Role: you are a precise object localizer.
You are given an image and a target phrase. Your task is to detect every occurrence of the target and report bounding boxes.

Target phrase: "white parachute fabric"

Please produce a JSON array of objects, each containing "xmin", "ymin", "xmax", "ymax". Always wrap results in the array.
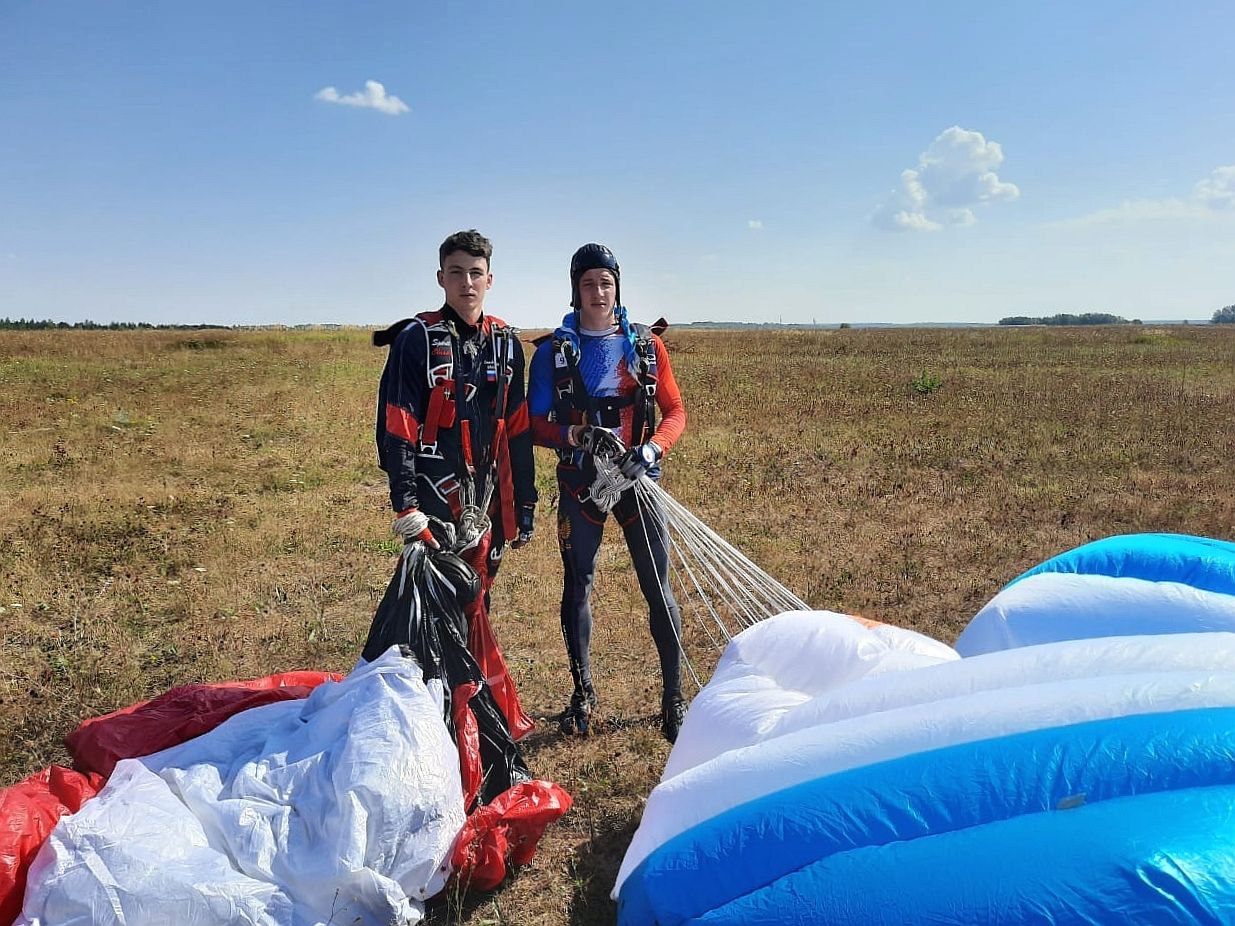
[
  {"xmin": 614, "ymin": 620, "xmax": 1235, "ymax": 897},
  {"xmin": 957, "ymin": 533, "xmax": 1235, "ymax": 656},
  {"xmin": 957, "ymin": 572, "xmax": 1235, "ymax": 655},
  {"xmin": 18, "ymin": 760, "xmax": 292, "ymax": 926},
  {"xmin": 661, "ymin": 610, "xmax": 958, "ymax": 779},
  {"xmin": 18, "ymin": 647, "xmax": 465, "ymax": 926}
]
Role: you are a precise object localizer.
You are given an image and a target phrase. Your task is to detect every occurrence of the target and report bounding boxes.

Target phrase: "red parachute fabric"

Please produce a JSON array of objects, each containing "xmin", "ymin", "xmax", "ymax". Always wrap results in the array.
[
  {"xmin": 451, "ymin": 780, "xmax": 574, "ymax": 892},
  {"xmin": 460, "ymin": 532, "xmax": 535, "ymax": 741},
  {"xmin": 0, "ymin": 765, "xmax": 103, "ymax": 925},
  {"xmin": 66, "ymin": 670, "xmax": 341, "ymax": 777},
  {"xmin": 450, "ymin": 681, "xmax": 484, "ymax": 811}
]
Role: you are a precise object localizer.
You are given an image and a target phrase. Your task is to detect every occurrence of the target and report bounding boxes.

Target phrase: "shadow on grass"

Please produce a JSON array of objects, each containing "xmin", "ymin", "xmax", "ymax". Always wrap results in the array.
[
  {"xmin": 423, "ymin": 881, "xmax": 508, "ymax": 926},
  {"xmin": 518, "ymin": 711, "xmax": 657, "ymax": 925},
  {"xmin": 567, "ymin": 812, "xmax": 637, "ymax": 926},
  {"xmin": 422, "ymin": 709, "xmax": 661, "ymax": 924}
]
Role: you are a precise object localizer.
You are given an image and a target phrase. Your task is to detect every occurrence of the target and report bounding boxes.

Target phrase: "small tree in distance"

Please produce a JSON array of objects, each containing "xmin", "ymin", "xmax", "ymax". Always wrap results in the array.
[{"xmin": 1213, "ymin": 305, "xmax": 1235, "ymax": 324}]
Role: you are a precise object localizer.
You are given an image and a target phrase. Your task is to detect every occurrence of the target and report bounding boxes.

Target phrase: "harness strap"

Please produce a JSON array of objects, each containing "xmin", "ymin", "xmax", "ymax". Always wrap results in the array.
[
  {"xmin": 452, "ymin": 334, "xmax": 474, "ymax": 478},
  {"xmin": 631, "ymin": 331, "xmax": 659, "ymax": 445},
  {"xmin": 420, "ymin": 315, "xmax": 457, "ymax": 452},
  {"xmin": 489, "ymin": 327, "xmax": 518, "ymax": 538},
  {"xmin": 421, "ymin": 385, "xmax": 456, "ymax": 447},
  {"xmin": 555, "ymin": 338, "xmax": 597, "ymax": 414},
  {"xmin": 493, "ymin": 419, "xmax": 517, "ymax": 537}
]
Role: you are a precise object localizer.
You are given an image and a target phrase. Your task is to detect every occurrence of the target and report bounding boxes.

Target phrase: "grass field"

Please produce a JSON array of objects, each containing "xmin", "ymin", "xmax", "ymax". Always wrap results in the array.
[{"xmin": 2, "ymin": 324, "xmax": 1234, "ymax": 923}]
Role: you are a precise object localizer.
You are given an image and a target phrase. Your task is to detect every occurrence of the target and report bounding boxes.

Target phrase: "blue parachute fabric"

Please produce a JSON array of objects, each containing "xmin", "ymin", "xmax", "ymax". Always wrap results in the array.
[
  {"xmin": 686, "ymin": 783, "xmax": 1235, "ymax": 925},
  {"xmin": 1007, "ymin": 533, "xmax": 1235, "ymax": 595},
  {"xmin": 617, "ymin": 705, "xmax": 1235, "ymax": 926}
]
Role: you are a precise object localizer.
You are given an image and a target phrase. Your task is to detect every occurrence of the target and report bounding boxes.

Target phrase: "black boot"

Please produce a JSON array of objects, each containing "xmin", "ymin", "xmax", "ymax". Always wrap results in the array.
[
  {"xmin": 661, "ymin": 696, "xmax": 688, "ymax": 744},
  {"xmin": 559, "ymin": 686, "xmax": 598, "ymax": 736}
]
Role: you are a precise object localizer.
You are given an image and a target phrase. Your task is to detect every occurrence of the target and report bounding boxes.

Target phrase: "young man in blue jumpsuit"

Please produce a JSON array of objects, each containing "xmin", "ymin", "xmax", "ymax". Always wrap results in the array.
[{"xmin": 527, "ymin": 244, "xmax": 689, "ymax": 742}]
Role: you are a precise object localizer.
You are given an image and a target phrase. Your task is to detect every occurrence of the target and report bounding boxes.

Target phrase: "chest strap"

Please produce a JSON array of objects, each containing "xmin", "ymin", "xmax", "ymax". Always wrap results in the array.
[
  {"xmin": 552, "ymin": 327, "xmax": 659, "ymax": 440},
  {"xmin": 419, "ymin": 318, "xmax": 458, "ymax": 456}
]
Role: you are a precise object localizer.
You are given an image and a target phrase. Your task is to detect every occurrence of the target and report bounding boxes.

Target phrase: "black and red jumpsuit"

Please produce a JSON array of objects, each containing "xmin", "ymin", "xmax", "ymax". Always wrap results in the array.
[{"xmin": 376, "ymin": 304, "xmax": 537, "ymax": 738}]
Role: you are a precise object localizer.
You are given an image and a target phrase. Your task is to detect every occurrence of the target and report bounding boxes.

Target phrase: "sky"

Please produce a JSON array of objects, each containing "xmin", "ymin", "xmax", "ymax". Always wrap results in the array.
[{"xmin": 2, "ymin": 0, "xmax": 1233, "ymax": 328}]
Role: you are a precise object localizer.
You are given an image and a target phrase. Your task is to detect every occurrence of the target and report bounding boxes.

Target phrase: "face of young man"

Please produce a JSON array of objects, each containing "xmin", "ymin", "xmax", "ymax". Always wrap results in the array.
[
  {"xmin": 437, "ymin": 251, "xmax": 492, "ymax": 324},
  {"xmin": 577, "ymin": 268, "xmax": 617, "ymax": 330}
]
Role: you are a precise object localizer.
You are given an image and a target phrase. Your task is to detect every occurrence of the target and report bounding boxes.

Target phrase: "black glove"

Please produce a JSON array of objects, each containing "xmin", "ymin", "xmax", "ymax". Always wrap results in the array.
[
  {"xmin": 618, "ymin": 441, "xmax": 662, "ymax": 480},
  {"xmin": 573, "ymin": 425, "xmax": 625, "ymax": 460},
  {"xmin": 510, "ymin": 504, "xmax": 535, "ymax": 549}
]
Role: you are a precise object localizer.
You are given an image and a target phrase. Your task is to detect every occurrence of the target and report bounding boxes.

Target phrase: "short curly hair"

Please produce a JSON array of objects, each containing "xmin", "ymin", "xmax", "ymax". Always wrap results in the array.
[{"xmin": 438, "ymin": 229, "xmax": 493, "ymax": 268}]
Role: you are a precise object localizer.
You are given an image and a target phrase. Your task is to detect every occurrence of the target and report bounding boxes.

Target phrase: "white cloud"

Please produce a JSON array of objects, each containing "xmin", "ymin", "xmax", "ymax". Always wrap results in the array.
[
  {"xmin": 1056, "ymin": 165, "xmax": 1235, "ymax": 227},
  {"xmin": 315, "ymin": 80, "xmax": 409, "ymax": 115},
  {"xmin": 1051, "ymin": 198, "xmax": 1206, "ymax": 228},
  {"xmin": 1195, "ymin": 165, "xmax": 1235, "ymax": 210},
  {"xmin": 747, "ymin": 219, "xmax": 763, "ymax": 230},
  {"xmin": 872, "ymin": 126, "xmax": 1019, "ymax": 232}
]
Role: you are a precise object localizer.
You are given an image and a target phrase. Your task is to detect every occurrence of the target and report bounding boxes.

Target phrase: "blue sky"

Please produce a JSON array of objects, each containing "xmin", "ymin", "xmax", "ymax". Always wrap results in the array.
[{"xmin": 2, "ymin": 1, "xmax": 1232, "ymax": 327}]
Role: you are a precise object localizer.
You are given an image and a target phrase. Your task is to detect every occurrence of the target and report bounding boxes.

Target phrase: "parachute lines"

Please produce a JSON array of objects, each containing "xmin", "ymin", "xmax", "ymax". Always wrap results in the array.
[{"xmin": 617, "ymin": 464, "xmax": 808, "ymax": 690}]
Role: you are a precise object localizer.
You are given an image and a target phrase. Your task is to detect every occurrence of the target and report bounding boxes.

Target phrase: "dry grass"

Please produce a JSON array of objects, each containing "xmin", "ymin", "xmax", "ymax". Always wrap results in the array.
[{"xmin": 2, "ymin": 324, "xmax": 1234, "ymax": 924}]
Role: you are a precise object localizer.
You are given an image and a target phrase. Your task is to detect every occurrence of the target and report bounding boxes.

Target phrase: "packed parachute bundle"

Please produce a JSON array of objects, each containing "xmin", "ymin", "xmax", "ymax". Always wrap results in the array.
[
  {"xmin": 362, "ymin": 531, "xmax": 530, "ymax": 809},
  {"xmin": 17, "ymin": 651, "xmax": 467, "ymax": 925},
  {"xmin": 616, "ymin": 533, "xmax": 1235, "ymax": 925},
  {"xmin": 9, "ymin": 526, "xmax": 572, "ymax": 923},
  {"xmin": 359, "ymin": 525, "xmax": 573, "ymax": 889}
]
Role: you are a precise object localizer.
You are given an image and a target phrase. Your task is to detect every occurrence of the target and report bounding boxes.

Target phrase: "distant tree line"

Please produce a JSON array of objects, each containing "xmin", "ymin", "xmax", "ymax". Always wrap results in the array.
[
  {"xmin": 999, "ymin": 313, "xmax": 1139, "ymax": 327},
  {"xmin": 1214, "ymin": 305, "xmax": 1235, "ymax": 324},
  {"xmin": 0, "ymin": 318, "xmax": 230, "ymax": 331}
]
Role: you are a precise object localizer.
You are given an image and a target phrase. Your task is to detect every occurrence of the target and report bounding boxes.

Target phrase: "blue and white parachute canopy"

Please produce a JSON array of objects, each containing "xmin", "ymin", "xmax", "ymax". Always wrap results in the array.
[
  {"xmin": 957, "ymin": 532, "xmax": 1235, "ymax": 656},
  {"xmin": 614, "ymin": 534, "xmax": 1235, "ymax": 925}
]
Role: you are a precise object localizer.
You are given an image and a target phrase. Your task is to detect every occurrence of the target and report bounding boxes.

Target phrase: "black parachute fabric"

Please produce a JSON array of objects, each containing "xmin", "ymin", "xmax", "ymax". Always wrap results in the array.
[{"xmin": 362, "ymin": 537, "xmax": 530, "ymax": 809}]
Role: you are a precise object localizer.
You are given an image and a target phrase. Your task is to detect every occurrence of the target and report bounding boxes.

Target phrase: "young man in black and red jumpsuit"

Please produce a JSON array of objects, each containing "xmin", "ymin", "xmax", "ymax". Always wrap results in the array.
[{"xmin": 375, "ymin": 229, "xmax": 537, "ymax": 739}]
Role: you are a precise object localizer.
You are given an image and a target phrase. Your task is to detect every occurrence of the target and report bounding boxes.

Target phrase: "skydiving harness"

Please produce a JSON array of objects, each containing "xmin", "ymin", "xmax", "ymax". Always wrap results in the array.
[
  {"xmin": 548, "ymin": 322, "xmax": 659, "ymax": 513},
  {"xmin": 549, "ymin": 322, "xmax": 659, "ymax": 448},
  {"xmin": 414, "ymin": 311, "xmax": 520, "ymax": 544}
]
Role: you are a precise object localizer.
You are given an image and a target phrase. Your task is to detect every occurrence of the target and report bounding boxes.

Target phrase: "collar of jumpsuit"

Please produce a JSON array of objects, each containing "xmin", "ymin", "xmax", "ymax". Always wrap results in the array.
[{"xmin": 442, "ymin": 302, "xmax": 482, "ymax": 342}]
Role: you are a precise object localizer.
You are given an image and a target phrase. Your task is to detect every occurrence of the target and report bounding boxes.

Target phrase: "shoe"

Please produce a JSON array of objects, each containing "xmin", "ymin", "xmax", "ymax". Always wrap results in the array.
[
  {"xmin": 661, "ymin": 697, "xmax": 688, "ymax": 744},
  {"xmin": 558, "ymin": 687, "xmax": 598, "ymax": 736}
]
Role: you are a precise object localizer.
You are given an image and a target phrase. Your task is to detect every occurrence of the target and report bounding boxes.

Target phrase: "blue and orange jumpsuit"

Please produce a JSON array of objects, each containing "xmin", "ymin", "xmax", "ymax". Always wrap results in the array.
[{"xmin": 528, "ymin": 322, "xmax": 687, "ymax": 709}]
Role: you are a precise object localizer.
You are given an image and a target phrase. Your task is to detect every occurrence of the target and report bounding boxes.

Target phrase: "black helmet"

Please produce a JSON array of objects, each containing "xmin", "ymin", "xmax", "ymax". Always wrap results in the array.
[{"xmin": 570, "ymin": 243, "xmax": 620, "ymax": 309}]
